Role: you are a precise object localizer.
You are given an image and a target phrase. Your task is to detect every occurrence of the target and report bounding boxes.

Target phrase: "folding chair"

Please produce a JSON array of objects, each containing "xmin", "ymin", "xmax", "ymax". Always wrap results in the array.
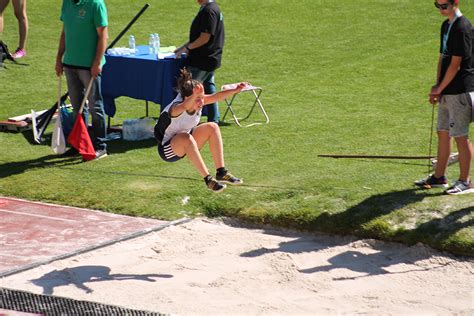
[{"xmin": 221, "ymin": 83, "xmax": 269, "ymax": 127}]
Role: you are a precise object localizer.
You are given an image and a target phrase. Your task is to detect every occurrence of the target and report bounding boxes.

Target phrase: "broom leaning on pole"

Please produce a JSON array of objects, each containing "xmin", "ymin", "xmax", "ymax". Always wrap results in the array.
[
  {"xmin": 427, "ymin": 101, "xmax": 436, "ymax": 177},
  {"xmin": 31, "ymin": 3, "xmax": 150, "ymax": 144},
  {"xmin": 51, "ymin": 75, "xmax": 67, "ymax": 154}
]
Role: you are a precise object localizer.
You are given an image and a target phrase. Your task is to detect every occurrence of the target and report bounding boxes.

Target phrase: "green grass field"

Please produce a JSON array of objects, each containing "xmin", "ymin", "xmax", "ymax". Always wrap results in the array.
[{"xmin": 0, "ymin": 0, "xmax": 473, "ymax": 255}]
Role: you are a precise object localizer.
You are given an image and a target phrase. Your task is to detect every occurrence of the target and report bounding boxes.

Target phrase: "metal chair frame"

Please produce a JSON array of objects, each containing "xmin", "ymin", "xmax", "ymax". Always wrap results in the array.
[{"xmin": 221, "ymin": 85, "xmax": 269, "ymax": 127}]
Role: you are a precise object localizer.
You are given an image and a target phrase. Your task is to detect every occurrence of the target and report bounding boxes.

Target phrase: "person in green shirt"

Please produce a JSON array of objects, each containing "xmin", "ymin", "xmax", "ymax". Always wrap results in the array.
[{"xmin": 55, "ymin": 0, "xmax": 109, "ymax": 159}]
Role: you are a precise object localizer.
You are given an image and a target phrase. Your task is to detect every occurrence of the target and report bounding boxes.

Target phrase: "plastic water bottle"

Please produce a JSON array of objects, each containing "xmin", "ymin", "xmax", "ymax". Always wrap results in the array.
[
  {"xmin": 123, "ymin": 119, "xmax": 138, "ymax": 141},
  {"xmin": 153, "ymin": 33, "xmax": 160, "ymax": 53},
  {"xmin": 142, "ymin": 117, "xmax": 156, "ymax": 139},
  {"xmin": 149, "ymin": 34, "xmax": 155, "ymax": 54},
  {"xmin": 128, "ymin": 35, "xmax": 136, "ymax": 54}
]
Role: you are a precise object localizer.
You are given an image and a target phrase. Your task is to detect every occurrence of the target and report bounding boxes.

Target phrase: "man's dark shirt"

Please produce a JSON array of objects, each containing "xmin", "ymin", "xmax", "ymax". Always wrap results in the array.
[
  {"xmin": 439, "ymin": 15, "xmax": 474, "ymax": 94},
  {"xmin": 188, "ymin": 2, "xmax": 225, "ymax": 72}
]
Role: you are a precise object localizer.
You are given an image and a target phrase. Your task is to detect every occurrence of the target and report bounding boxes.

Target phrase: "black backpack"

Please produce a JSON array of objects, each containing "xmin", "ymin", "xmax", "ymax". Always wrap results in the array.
[
  {"xmin": 0, "ymin": 40, "xmax": 16, "ymax": 66},
  {"xmin": 0, "ymin": 40, "xmax": 30, "ymax": 68}
]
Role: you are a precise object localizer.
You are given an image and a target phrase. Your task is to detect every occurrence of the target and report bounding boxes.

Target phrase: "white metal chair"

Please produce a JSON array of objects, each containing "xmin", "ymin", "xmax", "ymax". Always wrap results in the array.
[{"xmin": 220, "ymin": 83, "xmax": 269, "ymax": 127}]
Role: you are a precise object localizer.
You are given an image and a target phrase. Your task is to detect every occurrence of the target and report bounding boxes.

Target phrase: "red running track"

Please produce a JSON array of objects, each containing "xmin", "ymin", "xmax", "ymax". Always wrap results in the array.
[{"xmin": 0, "ymin": 197, "xmax": 171, "ymax": 277}]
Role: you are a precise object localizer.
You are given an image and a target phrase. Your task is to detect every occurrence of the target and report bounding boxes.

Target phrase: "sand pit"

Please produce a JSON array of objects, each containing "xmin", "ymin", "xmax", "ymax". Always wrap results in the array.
[{"xmin": 1, "ymin": 218, "xmax": 473, "ymax": 315}]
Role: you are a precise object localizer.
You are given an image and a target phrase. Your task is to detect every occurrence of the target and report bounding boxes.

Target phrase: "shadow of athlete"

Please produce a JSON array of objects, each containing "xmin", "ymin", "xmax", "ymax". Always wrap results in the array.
[
  {"xmin": 242, "ymin": 236, "xmax": 451, "ymax": 281},
  {"xmin": 296, "ymin": 249, "xmax": 451, "ymax": 281},
  {"xmin": 29, "ymin": 265, "xmax": 173, "ymax": 295}
]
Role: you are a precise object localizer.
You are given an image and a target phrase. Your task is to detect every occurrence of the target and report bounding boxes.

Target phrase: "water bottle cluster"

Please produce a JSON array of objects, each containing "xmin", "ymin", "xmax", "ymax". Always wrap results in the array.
[
  {"xmin": 106, "ymin": 34, "xmax": 161, "ymax": 56},
  {"xmin": 149, "ymin": 33, "xmax": 160, "ymax": 54}
]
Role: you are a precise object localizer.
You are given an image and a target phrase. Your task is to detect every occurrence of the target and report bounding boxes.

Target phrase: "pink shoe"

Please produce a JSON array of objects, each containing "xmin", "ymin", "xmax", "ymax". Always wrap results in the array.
[{"xmin": 12, "ymin": 48, "xmax": 26, "ymax": 59}]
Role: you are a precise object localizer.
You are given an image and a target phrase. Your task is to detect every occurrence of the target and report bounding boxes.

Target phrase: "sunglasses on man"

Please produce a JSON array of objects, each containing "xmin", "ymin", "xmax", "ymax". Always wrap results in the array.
[{"xmin": 434, "ymin": 2, "xmax": 451, "ymax": 10}]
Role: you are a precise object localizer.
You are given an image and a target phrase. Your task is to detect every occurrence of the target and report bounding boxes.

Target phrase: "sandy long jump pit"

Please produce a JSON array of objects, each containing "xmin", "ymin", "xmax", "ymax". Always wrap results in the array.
[{"xmin": 1, "ymin": 212, "xmax": 473, "ymax": 315}]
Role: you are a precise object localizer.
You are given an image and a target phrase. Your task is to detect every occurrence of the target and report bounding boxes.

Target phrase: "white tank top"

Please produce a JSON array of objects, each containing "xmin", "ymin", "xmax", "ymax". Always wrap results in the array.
[{"xmin": 156, "ymin": 94, "xmax": 202, "ymax": 145}]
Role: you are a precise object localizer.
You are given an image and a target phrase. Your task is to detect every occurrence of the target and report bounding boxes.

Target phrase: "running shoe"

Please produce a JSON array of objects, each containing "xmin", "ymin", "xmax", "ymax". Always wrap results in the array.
[
  {"xmin": 12, "ymin": 48, "xmax": 26, "ymax": 59},
  {"xmin": 216, "ymin": 171, "xmax": 243, "ymax": 185},
  {"xmin": 414, "ymin": 174, "xmax": 448, "ymax": 189},
  {"xmin": 444, "ymin": 180, "xmax": 474, "ymax": 195},
  {"xmin": 206, "ymin": 176, "xmax": 226, "ymax": 193},
  {"xmin": 94, "ymin": 149, "xmax": 108, "ymax": 160}
]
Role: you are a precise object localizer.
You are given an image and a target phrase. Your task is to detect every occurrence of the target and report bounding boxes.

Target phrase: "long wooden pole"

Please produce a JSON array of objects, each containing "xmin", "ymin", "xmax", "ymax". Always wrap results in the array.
[
  {"xmin": 107, "ymin": 3, "xmax": 150, "ymax": 50},
  {"xmin": 318, "ymin": 154, "xmax": 434, "ymax": 159}
]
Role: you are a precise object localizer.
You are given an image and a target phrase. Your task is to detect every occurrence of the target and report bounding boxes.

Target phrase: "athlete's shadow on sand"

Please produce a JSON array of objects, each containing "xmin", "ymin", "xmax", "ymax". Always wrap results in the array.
[
  {"xmin": 240, "ymin": 234, "xmax": 445, "ymax": 280},
  {"xmin": 30, "ymin": 265, "xmax": 173, "ymax": 295},
  {"xmin": 240, "ymin": 189, "xmax": 472, "ymax": 280}
]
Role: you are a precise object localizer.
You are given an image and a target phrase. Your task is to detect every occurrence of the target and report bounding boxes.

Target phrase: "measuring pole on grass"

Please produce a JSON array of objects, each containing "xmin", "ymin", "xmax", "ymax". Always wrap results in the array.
[{"xmin": 318, "ymin": 154, "xmax": 435, "ymax": 159}]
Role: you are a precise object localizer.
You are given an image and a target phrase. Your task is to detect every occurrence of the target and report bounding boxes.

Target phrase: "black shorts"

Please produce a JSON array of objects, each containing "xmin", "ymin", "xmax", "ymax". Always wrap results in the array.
[{"xmin": 157, "ymin": 140, "xmax": 183, "ymax": 162}]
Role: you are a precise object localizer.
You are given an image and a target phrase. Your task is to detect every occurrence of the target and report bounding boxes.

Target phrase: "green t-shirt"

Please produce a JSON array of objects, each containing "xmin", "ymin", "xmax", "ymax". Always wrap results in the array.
[{"xmin": 60, "ymin": 0, "xmax": 108, "ymax": 68}]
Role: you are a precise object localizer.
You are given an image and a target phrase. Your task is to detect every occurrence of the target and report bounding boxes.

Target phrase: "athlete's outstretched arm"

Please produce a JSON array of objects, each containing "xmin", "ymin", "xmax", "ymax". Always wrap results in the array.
[{"xmin": 204, "ymin": 82, "xmax": 247, "ymax": 105}]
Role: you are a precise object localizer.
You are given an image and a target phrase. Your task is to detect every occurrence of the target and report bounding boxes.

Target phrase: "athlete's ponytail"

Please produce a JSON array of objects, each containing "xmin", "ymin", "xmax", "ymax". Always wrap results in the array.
[{"xmin": 177, "ymin": 68, "xmax": 200, "ymax": 97}]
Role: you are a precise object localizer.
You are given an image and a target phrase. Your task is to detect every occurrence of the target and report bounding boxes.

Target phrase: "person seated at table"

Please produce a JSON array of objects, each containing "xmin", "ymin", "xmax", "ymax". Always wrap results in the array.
[{"xmin": 154, "ymin": 68, "xmax": 246, "ymax": 193}]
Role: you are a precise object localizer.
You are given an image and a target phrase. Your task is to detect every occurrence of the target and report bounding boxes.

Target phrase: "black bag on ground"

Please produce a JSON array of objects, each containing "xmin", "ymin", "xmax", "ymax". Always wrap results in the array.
[{"xmin": 0, "ymin": 40, "xmax": 15, "ymax": 64}]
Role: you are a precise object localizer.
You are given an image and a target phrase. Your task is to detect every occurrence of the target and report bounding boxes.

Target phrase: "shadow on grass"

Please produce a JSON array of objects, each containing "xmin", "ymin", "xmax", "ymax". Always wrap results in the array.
[
  {"xmin": 21, "ymin": 130, "xmax": 44, "ymax": 145},
  {"xmin": 237, "ymin": 188, "xmax": 472, "ymax": 255},
  {"xmin": 0, "ymin": 156, "xmax": 81, "ymax": 179},
  {"xmin": 59, "ymin": 166, "xmax": 200, "ymax": 182},
  {"xmin": 16, "ymin": 132, "xmax": 293, "ymax": 189},
  {"xmin": 319, "ymin": 189, "xmax": 472, "ymax": 254},
  {"xmin": 413, "ymin": 206, "xmax": 473, "ymax": 235},
  {"xmin": 4, "ymin": 133, "xmax": 188, "ymax": 180},
  {"xmin": 106, "ymin": 137, "xmax": 156, "ymax": 154},
  {"xmin": 29, "ymin": 265, "xmax": 173, "ymax": 295},
  {"xmin": 318, "ymin": 155, "xmax": 431, "ymax": 167},
  {"xmin": 306, "ymin": 188, "xmax": 438, "ymax": 236},
  {"xmin": 21, "ymin": 130, "xmax": 158, "ymax": 154},
  {"xmin": 406, "ymin": 206, "xmax": 474, "ymax": 255},
  {"xmin": 0, "ymin": 152, "xmax": 198, "ymax": 182},
  {"xmin": 354, "ymin": 158, "xmax": 429, "ymax": 167},
  {"xmin": 224, "ymin": 188, "xmax": 436, "ymax": 233}
]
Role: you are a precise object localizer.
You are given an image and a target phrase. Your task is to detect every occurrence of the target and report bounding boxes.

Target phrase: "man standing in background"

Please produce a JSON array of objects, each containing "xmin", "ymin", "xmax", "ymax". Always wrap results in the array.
[
  {"xmin": 415, "ymin": 0, "xmax": 473, "ymax": 194},
  {"xmin": 175, "ymin": 0, "xmax": 225, "ymax": 123},
  {"xmin": 55, "ymin": 0, "xmax": 108, "ymax": 159}
]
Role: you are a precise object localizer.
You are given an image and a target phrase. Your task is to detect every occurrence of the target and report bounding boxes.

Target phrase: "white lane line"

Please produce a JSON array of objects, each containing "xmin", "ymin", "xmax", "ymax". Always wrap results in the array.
[
  {"xmin": 0, "ymin": 253, "xmax": 30, "ymax": 259},
  {"xmin": 0, "ymin": 209, "xmax": 77, "ymax": 223}
]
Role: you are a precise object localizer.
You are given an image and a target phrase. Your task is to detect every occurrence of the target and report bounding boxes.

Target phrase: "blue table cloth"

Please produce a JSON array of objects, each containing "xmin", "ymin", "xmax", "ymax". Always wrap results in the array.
[{"xmin": 101, "ymin": 45, "xmax": 185, "ymax": 117}]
